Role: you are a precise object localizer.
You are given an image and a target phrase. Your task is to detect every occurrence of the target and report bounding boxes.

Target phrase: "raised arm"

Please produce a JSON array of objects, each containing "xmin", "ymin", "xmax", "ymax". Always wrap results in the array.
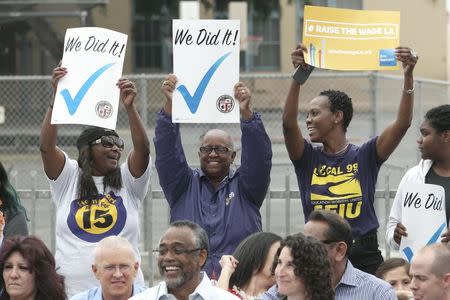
[
  {"xmin": 117, "ymin": 79, "xmax": 150, "ymax": 178},
  {"xmin": 235, "ymin": 82, "xmax": 272, "ymax": 206},
  {"xmin": 154, "ymin": 74, "xmax": 191, "ymax": 206},
  {"xmin": 376, "ymin": 47, "xmax": 418, "ymax": 160},
  {"xmin": 283, "ymin": 44, "xmax": 309, "ymax": 161},
  {"xmin": 39, "ymin": 64, "xmax": 66, "ymax": 180}
]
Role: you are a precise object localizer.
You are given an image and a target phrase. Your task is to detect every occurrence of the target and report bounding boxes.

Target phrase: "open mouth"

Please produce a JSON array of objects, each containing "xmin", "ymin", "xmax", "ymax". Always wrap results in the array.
[{"xmin": 163, "ymin": 266, "xmax": 181, "ymax": 274}]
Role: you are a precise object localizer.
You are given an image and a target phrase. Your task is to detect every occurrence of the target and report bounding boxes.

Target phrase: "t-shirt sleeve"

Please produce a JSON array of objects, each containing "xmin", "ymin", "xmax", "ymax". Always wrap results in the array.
[
  {"xmin": 292, "ymin": 138, "xmax": 314, "ymax": 172},
  {"xmin": 360, "ymin": 136, "xmax": 385, "ymax": 169},
  {"xmin": 122, "ymin": 154, "xmax": 152, "ymax": 204},
  {"xmin": 4, "ymin": 211, "xmax": 28, "ymax": 238},
  {"xmin": 46, "ymin": 152, "xmax": 79, "ymax": 207}
]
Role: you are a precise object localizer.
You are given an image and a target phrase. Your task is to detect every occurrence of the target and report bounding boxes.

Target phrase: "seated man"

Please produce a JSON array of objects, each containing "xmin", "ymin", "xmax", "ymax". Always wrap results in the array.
[
  {"xmin": 155, "ymin": 75, "xmax": 272, "ymax": 279},
  {"xmin": 70, "ymin": 236, "xmax": 146, "ymax": 300},
  {"xmin": 262, "ymin": 210, "xmax": 396, "ymax": 300},
  {"xmin": 410, "ymin": 243, "xmax": 450, "ymax": 300},
  {"xmin": 130, "ymin": 220, "xmax": 239, "ymax": 300}
]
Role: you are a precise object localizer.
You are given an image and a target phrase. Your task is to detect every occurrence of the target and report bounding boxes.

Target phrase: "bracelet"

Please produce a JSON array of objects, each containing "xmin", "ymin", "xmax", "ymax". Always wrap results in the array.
[{"xmin": 403, "ymin": 86, "xmax": 414, "ymax": 95}]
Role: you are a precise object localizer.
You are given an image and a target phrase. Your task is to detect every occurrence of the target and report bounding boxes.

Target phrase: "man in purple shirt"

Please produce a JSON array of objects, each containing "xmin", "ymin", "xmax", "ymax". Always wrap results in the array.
[{"xmin": 154, "ymin": 74, "xmax": 272, "ymax": 279}]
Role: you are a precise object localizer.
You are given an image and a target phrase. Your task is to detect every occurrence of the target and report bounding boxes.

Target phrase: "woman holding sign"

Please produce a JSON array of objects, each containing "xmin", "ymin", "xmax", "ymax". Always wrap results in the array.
[
  {"xmin": 39, "ymin": 65, "xmax": 151, "ymax": 297},
  {"xmin": 283, "ymin": 44, "xmax": 418, "ymax": 274},
  {"xmin": 387, "ymin": 105, "xmax": 450, "ymax": 248}
]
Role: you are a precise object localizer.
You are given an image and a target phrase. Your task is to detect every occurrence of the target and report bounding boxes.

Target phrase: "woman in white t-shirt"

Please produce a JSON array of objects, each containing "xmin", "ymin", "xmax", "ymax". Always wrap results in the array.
[{"xmin": 39, "ymin": 64, "xmax": 151, "ymax": 297}]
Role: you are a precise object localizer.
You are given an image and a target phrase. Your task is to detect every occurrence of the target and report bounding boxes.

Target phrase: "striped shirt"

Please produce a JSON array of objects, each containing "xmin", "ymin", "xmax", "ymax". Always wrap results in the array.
[{"xmin": 261, "ymin": 261, "xmax": 396, "ymax": 300}]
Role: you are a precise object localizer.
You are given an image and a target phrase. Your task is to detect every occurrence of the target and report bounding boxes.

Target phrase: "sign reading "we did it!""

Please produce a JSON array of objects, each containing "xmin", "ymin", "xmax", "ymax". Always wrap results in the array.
[
  {"xmin": 172, "ymin": 20, "xmax": 240, "ymax": 123},
  {"xmin": 52, "ymin": 27, "xmax": 128, "ymax": 130}
]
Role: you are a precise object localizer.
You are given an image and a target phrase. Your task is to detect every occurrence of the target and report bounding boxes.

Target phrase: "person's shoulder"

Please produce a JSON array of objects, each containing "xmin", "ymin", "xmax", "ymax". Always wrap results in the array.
[
  {"xmin": 353, "ymin": 267, "xmax": 394, "ymax": 292},
  {"xmin": 129, "ymin": 287, "xmax": 154, "ymax": 299},
  {"xmin": 68, "ymin": 286, "xmax": 100, "ymax": 300}
]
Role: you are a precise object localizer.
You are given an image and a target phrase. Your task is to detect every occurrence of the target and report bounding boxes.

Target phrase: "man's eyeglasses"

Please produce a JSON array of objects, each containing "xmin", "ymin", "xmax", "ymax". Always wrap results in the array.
[
  {"xmin": 199, "ymin": 146, "xmax": 232, "ymax": 154},
  {"xmin": 320, "ymin": 239, "xmax": 341, "ymax": 245},
  {"xmin": 152, "ymin": 246, "xmax": 202, "ymax": 257},
  {"xmin": 91, "ymin": 136, "xmax": 124, "ymax": 150},
  {"xmin": 100, "ymin": 264, "xmax": 132, "ymax": 273}
]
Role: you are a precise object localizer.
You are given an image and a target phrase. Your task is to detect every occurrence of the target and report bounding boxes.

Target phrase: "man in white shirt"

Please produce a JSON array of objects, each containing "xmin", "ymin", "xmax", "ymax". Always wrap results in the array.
[
  {"xmin": 70, "ymin": 236, "xmax": 146, "ymax": 300},
  {"xmin": 410, "ymin": 244, "xmax": 450, "ymax": 300},
  {"xmin": 130, "ymin": 221, "xmax": 239, "ymax": 300}
]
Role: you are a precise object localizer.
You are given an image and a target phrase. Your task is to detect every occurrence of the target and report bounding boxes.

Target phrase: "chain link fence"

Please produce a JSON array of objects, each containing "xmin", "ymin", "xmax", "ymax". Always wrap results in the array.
[{"xmin": 1, "ymin": 72, "xmax": 449, "ymax": 282}]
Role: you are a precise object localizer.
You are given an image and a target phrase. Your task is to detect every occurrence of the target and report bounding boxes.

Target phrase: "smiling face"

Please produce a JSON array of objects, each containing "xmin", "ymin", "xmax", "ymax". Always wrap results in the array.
[
  {"xmin": 417, "ymin": 120, "xmax": 447, "ymax": 161},
  {"xmin": 198, "ymin": 129, "xmax": 236, "ymax": 183},
  {"xmin": 306, "ymin": 96, "xmax": 339, "ymax": 143},
  {"xmin": 90, "ymin": 135, "xmax": 123, "ymax": 176},
  {"xmin": 3, "ymin": 251, "xmax": 36, "ymax": 300},
  {"xmin": 93, "ymin": 246, "xmax": 138, "ymax": 300},
  {"xmin": 274, "ymin": 246, "xmax": 306, "ymax": 298},
  {"xmin": 157, "ymin": 226, "xmax": 207, "ymax": 293}
]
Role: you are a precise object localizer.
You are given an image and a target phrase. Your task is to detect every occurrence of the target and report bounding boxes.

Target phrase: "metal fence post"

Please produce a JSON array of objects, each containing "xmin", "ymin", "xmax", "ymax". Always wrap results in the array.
[
  {"xmin": 139, "ymin": 77, "xmax": 148, "ymax": 128},
  {"xmin": 369, "ymin": 71, "xmax": 379, "ymax": 137},
  {"xmin": 30, "ymin": 170, "xmax": 36, "ymax": 236},
  {"xmin": 265, "ymin": 188, "xmax": 271, "ymax": 232},
  {"xmin": 285, "ymin": 173, "xmax": 291, "ymax": 236},
  {"xmin": 384, "ymin": 172, "xmax": 391, "ymax": 259}
]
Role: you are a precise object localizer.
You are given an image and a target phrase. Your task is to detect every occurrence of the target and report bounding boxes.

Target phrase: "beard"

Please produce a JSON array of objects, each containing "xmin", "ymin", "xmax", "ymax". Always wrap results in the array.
[{"xmin": 159, "ymin": 266, "xmax": 197, "ymax": 290}]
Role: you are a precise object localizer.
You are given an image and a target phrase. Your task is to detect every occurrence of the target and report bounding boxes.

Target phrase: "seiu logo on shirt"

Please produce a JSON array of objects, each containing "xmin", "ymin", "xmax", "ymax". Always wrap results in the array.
[
  {"xmin": 67, "ymin": 191, "xmax": 127, "ymax": 242},
  {"xmin": 311, "ymin": 163, "xmax": 362, "ymax": 219}
]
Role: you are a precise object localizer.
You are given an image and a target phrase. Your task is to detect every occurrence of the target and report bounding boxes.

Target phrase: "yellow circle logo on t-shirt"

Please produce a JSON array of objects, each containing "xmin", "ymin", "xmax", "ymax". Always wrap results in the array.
[{"xmin": 68, "ymin": 192, "xmax": 127, "ymax": 242}]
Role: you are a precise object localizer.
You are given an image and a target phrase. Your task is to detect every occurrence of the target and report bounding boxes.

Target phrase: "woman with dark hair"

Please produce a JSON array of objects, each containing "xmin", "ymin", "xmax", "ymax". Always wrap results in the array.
[
  {"xmin": 375, "ymin": 258, "xmax": 413, "ymax": 300},
  {"xmin": 272, "ymin": 233, "xmax": 334, "ymax": 300},
  {"xmin": 0, "ymin": 162, "xmax": 28, "ymax": 243},
  {"xmin": 217, "ymin": 232, "xmax": 282, "ymax": 299},
  {"xmin": 39, "ymin": 65, "xmax": 151, "ymax": 296},
  {"xmin": 387, "ymin": 104, "xmax": 450, "ymax": 248},
  {"xmin": 0, "ymin": 235, "xmax": 66, "ymax": 300},
  {"xmin": 283, "ymin": 44, "xmax": 418, "ymax": 274}
]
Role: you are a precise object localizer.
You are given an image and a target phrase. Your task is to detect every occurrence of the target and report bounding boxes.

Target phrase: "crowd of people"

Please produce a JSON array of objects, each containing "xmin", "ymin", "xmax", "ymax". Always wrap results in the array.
[{"xmin": 0, "ymin": 43, "xmax": 449, "ymax": 300}]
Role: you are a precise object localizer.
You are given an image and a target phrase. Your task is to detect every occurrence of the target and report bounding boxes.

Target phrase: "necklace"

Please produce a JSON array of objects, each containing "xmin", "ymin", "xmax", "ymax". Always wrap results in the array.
[
  {"xmin": 322, "ymin": 143, "xmax": 349, "ymax": 155},
  {"xmin": 231, "ymin": 285, "xmax": 263, "ymax": 300}
]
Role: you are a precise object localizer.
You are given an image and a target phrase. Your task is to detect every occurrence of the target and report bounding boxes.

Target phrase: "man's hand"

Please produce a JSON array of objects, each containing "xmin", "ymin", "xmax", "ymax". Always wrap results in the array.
[{"xmin": 234, "ymin": 82, "xmax": 252, "ymax": 120}]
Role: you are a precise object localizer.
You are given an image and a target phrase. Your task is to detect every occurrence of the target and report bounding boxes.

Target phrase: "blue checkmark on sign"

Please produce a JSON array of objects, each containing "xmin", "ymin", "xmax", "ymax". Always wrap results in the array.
[
  {"xmin": 60, "ymin": 63, "xmax": 115, "ymax": 115},
  {"xmin": 177, "ymin": 52, "xmax": 232, "ymax": 114},
  {"xmin": 402, "ymin": 222, "xmax": 446, "ymax": 262}
]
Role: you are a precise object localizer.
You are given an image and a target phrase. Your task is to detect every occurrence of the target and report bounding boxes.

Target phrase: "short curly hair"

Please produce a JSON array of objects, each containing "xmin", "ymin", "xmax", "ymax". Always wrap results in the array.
[
  {"xmin": 271, "ymin": 233, "xmax": 334, "ymax": 300},
  {"xmin": 319, "ymin": 90, "xmax": 353, "ymax": 131}
]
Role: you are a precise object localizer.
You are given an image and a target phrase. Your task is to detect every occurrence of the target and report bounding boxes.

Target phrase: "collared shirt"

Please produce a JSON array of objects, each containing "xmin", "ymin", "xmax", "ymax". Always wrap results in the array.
[
  {"xmin": 260, "ymin": 261, "xmax": 396, "ymax": 300},
  {"xmin": 69, "ymin": 283, "xmax": 146, "ymax": 300},
  {"xmin": 129, "ymin": 272, "xmax": 240, "ymax": 300},
  {"xmin": 154, "ymin": 110, "xmax": 272, "ymax": 278}
]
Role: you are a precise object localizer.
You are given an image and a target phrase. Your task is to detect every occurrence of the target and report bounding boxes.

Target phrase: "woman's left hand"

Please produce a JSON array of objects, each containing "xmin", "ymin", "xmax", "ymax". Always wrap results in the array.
[
  {"xmin": 395, "ymin": 46, "xmax": 418, "ymax": 76},
  {"xmin": 117, "ymin": 78, "xmax": 137, "ymax": 108}
]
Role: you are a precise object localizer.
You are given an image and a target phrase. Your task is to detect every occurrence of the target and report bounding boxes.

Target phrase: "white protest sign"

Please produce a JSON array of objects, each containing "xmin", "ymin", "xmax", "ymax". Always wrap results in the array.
[
  {"xmin": 51, "ymin": 27, "xmax": 128, "ymax": 130},
  {"xmin": 399, "ymin": 183, "xmax": 447, "ymax": 262},
  {"xmin": 172, "ymin": 19, "xmax": 240, "ymax": 123}
]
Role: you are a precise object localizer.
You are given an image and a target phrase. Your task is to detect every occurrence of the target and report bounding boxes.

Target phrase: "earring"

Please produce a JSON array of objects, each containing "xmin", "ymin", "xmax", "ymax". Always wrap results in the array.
[{"xmin": 334, "ymin": 121, "xmax": 338, "ymax": 124}]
